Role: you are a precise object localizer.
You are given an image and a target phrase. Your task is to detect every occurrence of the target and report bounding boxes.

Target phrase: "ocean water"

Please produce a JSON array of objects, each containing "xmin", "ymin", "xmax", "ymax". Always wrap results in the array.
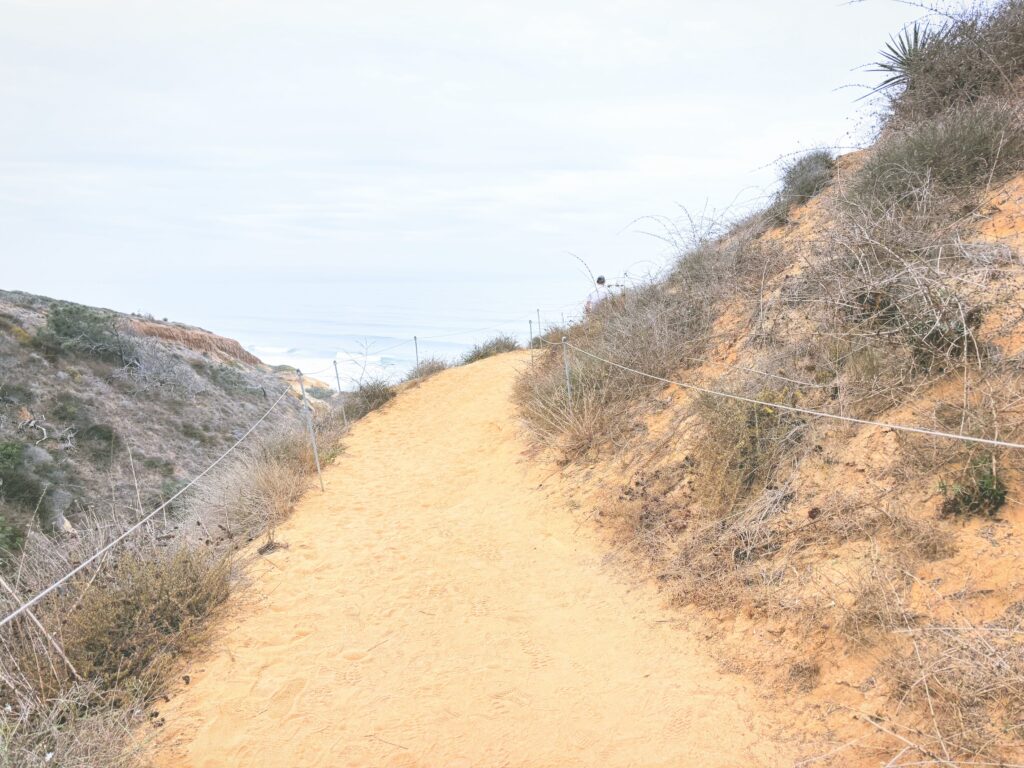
[
  {"xmin": 17, "ymin": 271, "xmax": 606, "ymax": 390},
  {"xmin": 179, "ymin": 275, "xmax": 590, "ymax": 390}
]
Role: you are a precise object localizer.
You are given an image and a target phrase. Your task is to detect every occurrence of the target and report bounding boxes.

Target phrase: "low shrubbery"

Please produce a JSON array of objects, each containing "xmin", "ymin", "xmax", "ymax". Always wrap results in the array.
[
  {"xmin": 461, "ymin": 334, "xmax": 520, "ymax": 364},
  {"xmin": 846, "ymin": 101, "xmax": 1024, "ymax": 212},
  {"xmin": 345, "ymin": 378, "xmax": 395, "ymax": 418},
  {"xmin": 404, "ymin": 357, "xmax": 449, "ymax": 382},
  {"xmin": 33, "ymin": 304, "xmax": 132, "ymax": 364},
  {"xmin": 878, "ymin": 1, "xmax": 1024, "ymax": 121},
  {"xmin": 766, "ymin": 150, "xmax": 836, "ymax": 225},
  {"xmin": 0, "ymin": 394, "xmax": 361, "ymax": 765}
]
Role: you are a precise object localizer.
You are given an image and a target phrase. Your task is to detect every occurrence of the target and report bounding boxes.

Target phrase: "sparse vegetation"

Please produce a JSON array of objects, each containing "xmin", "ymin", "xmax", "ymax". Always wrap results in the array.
[
  {"xmin": 847, "ymin": 100, "xmax": 1024, "ymax": 212},
  {"xmin": 33, "ymin": 303, "xmax": 132, "ymax": 364},
  {"xmin": 305, "ymin": 385, "xmax": 335, "ymax": 400},
  {"xmin": 0, "ymin": 393, "xmax": 359, "ymax": 766},
  {"xmin": 461, "ymin": 334, "xmax": 520, "ymax": 364},
  {"xmin": 405, "ymin": 357, "xmax": 449, "ymax": 382},
  {"xmin": 766, "ymin": 149, "xmax": 836, "ymax": 225},
  {"xmin": 876, "ymin": 1, "xmax": 1024, "ymax": 121},
  {"xmin": 345, "ymin": 378, "xmax": 395, "ymax": 418},
  {"xmin": 940, "ymin": 454, "xmax": 1008, "ymax": 517},
  {"xmin": 511, "ymin": 3, "xmax": 1024, "ymax": 761}
]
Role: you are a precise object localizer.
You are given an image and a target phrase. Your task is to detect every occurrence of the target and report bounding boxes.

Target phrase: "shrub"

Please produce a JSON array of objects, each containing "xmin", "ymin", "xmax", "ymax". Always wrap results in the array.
[
  {"xmin": 766, "ymin": 150, "xmax": 836, "ymax": 224},
  {"xmin": 461, "ymin": 334, "xmax": 520, "ymax": 364},
  {"xmin": 691, "ymin": 386, "xmax": 809, "ymax": 517},
  {"xmin": 57, "ymin": 547, "xmax": 231, "ymax": 695},
  {"xmin": 0, "ymin": 507, "xmax": 24, "ymax": 555},
  {"xmin": 405, "ymin": 357, "xmax": 448, "ymax": 382},
  {"xmin": 305, "ymin": 385, "xmax": 335, "ymax": 400},
  {"xmin": 877, "ymin": 1, "xmax": 1024, "ymax": 121},
  {"xmin": 343, "ymin": 378, "xmax": 395, "ymax": 420},
  {"xmin": 34, "ymin": 304, "xmax": 132, "ymax": 363},
  {"xmin": 940, "ymin": 454, "xmax": 1008, "ymax": 518},
  {"xmin": 0, "ymin": 442, "xmax": 44, "ymax": 512},
  {"xmin": 847, "ymin": 101, "xmax": 1024, "ymax": 213},
  {"xmin": 79, "ymin": 423, "xmax": 123, "ymax": 462}
]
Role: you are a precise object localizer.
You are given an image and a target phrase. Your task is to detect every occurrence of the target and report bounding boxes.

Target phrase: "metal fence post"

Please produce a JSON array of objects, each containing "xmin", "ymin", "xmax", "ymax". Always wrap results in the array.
[
  {"xmin": 297, "ymin": 369, "xmax": 325, "ymax": 492},
  {"xmin": 332, "ymin": 360, "xmax": 349, "ymax": 428},
  {"xmin": 561, "ymin": 336, "xmax": 572, "ymax": 414},
  {"xmin": 414, "ymin": 335, "xmax": 419, "ymax": 368},
  {"xmin": 536, "ymin": 308, "xmax": 542, "ymax": 339}
]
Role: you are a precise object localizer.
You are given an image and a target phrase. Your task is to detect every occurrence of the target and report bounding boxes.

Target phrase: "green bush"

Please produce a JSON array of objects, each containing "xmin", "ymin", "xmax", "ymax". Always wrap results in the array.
[
  {"xmin": 940, "ymin": 455, "xmax": 1008, "ymax": 518},
  {"xmin": 35, "ymin": 303, "xmax": 131, "ymax": 362},
  {"xmin": 461, "ymin": 334, "xmax": 520, "ymax": 364},
  {"xmin": 692, "ymin": 387, "xmax": 808, "ymax": 516},
  {"xmin": 848, "ymin": 101, "xmax": 1024, "ymax": 212}
]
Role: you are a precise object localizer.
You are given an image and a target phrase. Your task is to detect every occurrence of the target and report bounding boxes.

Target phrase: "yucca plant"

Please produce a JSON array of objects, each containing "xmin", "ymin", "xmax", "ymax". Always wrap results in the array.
[{"xmin": 868, "ymin": 22, "xmax": 937, "ymax": 97}]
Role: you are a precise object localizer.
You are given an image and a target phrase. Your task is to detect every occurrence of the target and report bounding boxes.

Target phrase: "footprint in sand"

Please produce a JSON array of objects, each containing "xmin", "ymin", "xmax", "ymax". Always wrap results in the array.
[{"xmin": 267, "ymin": 678, "xmax": 307, "ymax": 719}]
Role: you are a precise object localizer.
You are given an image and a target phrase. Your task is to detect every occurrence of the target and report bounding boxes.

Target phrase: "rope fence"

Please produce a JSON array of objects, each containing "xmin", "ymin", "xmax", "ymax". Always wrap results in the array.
[
  {"xmin": 0, "ymin": 387, "xmax": 291, "ymax": 630},
  {"xmin": 562, "ymin": 340, "xmax": 1024, "ymax": 452},
  {"xmin": 6, "ymin": 297, "xmax": 1023, "ymax": 635}
]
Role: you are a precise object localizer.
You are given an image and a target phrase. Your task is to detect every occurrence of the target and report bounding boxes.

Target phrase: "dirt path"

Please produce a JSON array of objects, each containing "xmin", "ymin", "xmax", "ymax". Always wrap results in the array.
[{"xmin": 152, "ymin": 353, "xmax": 801, "ymax": 768}]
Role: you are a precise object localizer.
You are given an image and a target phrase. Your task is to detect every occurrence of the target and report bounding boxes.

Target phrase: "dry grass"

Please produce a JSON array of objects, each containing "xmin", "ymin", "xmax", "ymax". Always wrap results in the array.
[
  {"xmin": 885, "ymin": 605, "xmax": 1024, "ymax": 760},
  {"xmin": 404, "ymin": 357, "xmax": 449, "ymax": 382},
  {"xmin": 461, "ymin": 334, "xmax": 520, "ymax": 364},
  {"xmin": 0, "ymin": 395, "xmax": 362, "ymax": 765}
]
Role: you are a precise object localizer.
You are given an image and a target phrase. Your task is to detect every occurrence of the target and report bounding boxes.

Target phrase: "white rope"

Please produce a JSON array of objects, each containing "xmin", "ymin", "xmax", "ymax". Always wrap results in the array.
[
  {"xmin": 0, "ymin": 388, "xmax": 292, "ymax": 630},
  {"xmin": 567, "ymin": 343, "xmax": 1024, "ymax": 451}
]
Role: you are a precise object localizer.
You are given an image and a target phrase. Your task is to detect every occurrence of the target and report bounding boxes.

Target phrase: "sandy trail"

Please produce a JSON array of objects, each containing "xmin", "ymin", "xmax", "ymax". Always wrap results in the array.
[{"xmin": 153, "ymin": 353, "xmax": 799, "ymax": 767}]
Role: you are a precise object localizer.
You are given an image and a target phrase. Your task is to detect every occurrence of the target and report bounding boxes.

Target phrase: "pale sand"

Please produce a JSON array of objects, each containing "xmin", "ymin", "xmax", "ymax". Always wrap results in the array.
[{"xmin": 152, "ymin": 353, "xmax": 800, "ymax": 767}]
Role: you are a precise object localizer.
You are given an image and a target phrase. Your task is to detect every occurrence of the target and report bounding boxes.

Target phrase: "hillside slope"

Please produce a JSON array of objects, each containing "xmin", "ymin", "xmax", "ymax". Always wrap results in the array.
[
  {"xmin": 0, "ymin": 290, "xmax": 302, "ymax": 539},
  {"xmin": 149, "ymin": 352, "xmax": 811, "ymax": 767}
]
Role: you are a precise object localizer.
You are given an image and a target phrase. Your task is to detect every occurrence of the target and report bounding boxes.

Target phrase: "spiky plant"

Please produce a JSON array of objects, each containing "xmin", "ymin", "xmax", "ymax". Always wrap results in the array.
[{"xmin": 869, "ymin": 22, "xmax": 936, "ymax": 96}]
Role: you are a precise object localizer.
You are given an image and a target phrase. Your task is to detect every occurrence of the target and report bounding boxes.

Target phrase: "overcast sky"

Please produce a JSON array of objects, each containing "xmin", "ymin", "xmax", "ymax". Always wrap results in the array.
[{"xmin": 1, "ymin": 0, "xmax": 923, "ymax": 341}]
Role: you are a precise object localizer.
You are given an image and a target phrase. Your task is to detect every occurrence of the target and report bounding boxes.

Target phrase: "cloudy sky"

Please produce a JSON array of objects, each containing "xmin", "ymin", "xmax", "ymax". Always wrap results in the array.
[{"xmin": 1, "ymin": 0, "xmax": 923, "ymax": 359}]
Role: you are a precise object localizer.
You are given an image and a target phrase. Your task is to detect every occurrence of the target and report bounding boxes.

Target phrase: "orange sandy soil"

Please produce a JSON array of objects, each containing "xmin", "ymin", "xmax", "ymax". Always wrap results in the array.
[{"xmin": 149, "ymin": 352, "xmax": 816, "ymax": 767}]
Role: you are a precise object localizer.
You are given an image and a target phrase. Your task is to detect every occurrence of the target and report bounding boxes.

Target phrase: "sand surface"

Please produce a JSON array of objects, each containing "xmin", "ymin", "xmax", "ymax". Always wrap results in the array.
[{"xmin": 152, "ymin": 353, "xmax": 800, "ymax": 767}]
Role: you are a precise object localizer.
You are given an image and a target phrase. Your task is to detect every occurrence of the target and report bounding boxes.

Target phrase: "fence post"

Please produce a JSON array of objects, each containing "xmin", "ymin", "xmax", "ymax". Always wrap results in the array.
[
  {"xmin": 537, "ymin": 308, "xmax": 542, "ymax": 338},
  {"xmin": 414, "ymin": 335, "xmax": 419, "ymax": 367},
  {"xmin": 529, "ymin": 319, "xmax": 534, "ymax": 365},
  {"xmin": 562, "ymin": 336, "xmax": 572, "ymax": 414},
  {"xmin": 297, "ymin": 369, "xmax": 325, "ymax": 492},
  {"xmin": 332, "ymin": 360, "xmax": 349, "ymax": 428}
]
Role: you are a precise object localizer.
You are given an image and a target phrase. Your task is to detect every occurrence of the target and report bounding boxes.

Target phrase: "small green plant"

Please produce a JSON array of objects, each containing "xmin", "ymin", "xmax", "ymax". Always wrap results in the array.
[
  {"xmin": 143, "ymin": 456, "xmax": 176, "ymax": 476},
  {"xmin": 940, "ymin": 455, "xmax": 1008, "ymax": 518},
  {"xmin": 0, "ymin": 382, "xmax": 35, "ymax": 405},
  {"xmin": 49, "ymin": 393, "xmax": 81, "ymax": 422},
  {"xmin": 461, "ymin": 334, "xmax": 520, "ymax": 364},
  {"xmin": 692, "ymin": 387, "xmax": 807, "ymax": 516}
]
